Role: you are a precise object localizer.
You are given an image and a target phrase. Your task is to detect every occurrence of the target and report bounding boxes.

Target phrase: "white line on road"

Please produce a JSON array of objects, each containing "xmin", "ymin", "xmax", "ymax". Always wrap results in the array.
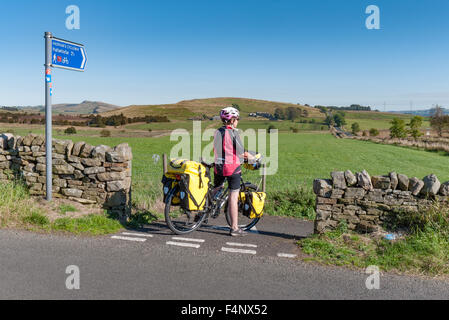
[
  {"xmin": 172, "ymin": 237, "xmax": 205, "ymax": 243},
  {"xmin": 122, "ymin": 232, "xmax": 154, "ymax": 238},
  {"xmin": 166, "ymin": 241, "xmax": 201, "ymax": 249},
  {"xmin": 111, "ymin": 236, "xmax": 147, "ymax": 242},
  {"xmin": 226, "ymin": 242, "xmax": 258, "ymax": 248},
  {"xmin": 277, "ymin": 253, "xmax": 297, "ymax": 258},
  {"xmin": 221, "ymin": 247, "xmax": 257, "ymax": 255}
]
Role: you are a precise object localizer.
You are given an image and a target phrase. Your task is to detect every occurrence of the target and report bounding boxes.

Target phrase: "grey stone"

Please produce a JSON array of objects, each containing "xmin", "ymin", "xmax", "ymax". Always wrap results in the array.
[
  {"xmin": 331, "ymin": 171, "xmax": 347, "ymax": 190},
  {"xmin": 22, "ymin": 134, "xmax": 37, "ymax": 147},
  {"xmin": 91, "ymin": 145, "xmax": 112, "ymax": 160},
  {"xmin": 97, "ymin": 171, "xmax": 126, "ymax": 182},
  {"xmin": 53, "ymin": 164, "xmax": 75, "ymax": 175},
  {"xmin": 114, "ymin": 143, "xmax": 132, "ymax": 161},
  {"xmin": 79, "ymin": 144, "xmax": 94, "ymax": 158},
  {"xmin": 344, "ymin": 188, "xmax": 366, "ymax": 199},
  {"xmin": 313, "ymin": 179, "xmax": 333, "ymax": 197},
  {"xmin": 344, "ymin": 170, "xmax": 357, "ymax": 186},
  {"xmin": 84, "ymin": 167, "xmax": 106, "ymax": 175},
  {"xmin": 61, "ymin": 188, "xmax": 83, "ymax": 198},
  {"xmin": 357, "ymin": 170, "xmax": 373, "ymax": 191},
  {"xmin": 371, "ymin": 176, "xmax": 390, "ymax": 190},
  {"xmin": 397, "ymin": 174, "xmax": 409, "ymax": 191},
  {"xmin": 106, "ymin": 151, "xmax": 125, "ymax": 163},
  {"xmin": 422, "ymin": 174, "xmax": 441, "ymax": 196},
  {"xmin": 409, "ymin": 177, "xmax": 424, "ymax": 196},
  {"xmin": 72, "ymin": 141, "xmax": 86, "ymax": 157},
  {"xmin": 81, "ymin": 158, "xmax": 102, "ymax": 167},
  {"xmin": 439, "ymin": 181, "xmax": 449, "ymax": 196}
]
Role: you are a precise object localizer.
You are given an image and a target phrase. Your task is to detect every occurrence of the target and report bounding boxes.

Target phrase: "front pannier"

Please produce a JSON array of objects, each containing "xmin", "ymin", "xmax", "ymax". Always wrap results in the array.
[{"xmin": 239, "ymin": 191, "xmax": 266, "ymax": 219}]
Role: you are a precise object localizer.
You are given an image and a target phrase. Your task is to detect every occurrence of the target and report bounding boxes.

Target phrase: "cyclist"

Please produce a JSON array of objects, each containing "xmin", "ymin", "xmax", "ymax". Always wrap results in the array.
[{"xmin": 214, "ymin": 106, "xmax": 254, "ymax": 237}]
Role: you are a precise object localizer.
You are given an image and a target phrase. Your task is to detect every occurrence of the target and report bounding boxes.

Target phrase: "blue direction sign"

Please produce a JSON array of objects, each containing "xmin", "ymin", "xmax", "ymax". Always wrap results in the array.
[{"xmin": 51, "ymin": 38, "xmax": 87, "ymax": 71}]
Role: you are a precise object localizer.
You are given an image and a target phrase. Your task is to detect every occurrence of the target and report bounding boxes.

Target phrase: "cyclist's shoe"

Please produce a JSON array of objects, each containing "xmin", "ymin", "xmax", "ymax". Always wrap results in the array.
[{"xmin": 230, "ymin": 228, "xmax": 248, "ymax": 237}]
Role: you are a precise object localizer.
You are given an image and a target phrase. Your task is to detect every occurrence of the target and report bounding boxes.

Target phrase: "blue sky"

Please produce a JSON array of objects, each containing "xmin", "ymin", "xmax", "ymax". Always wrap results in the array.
[{"xmin": 0, "ymin": 0, "xmax": 448, "ymax": 110}]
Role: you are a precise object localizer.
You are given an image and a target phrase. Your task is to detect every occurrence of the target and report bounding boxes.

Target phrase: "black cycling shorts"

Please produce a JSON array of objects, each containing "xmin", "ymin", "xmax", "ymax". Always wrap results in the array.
[{"xmin": 214, "ymin": 173, "xmax": 241, "ymax": 191}]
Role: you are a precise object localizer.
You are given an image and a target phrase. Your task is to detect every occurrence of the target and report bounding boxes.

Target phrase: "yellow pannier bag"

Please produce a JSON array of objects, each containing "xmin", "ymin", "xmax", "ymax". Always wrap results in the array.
[
  {"xmin": 162, "ymin": 173, "xmax": 180, "ymax": 205},
  {"xmin": 167, "ymin": 159, "xmax": 210, "ymax": 211},
  {"xmin": 239, "ymin": 191, "xmax": 266, "ymax": 219}
]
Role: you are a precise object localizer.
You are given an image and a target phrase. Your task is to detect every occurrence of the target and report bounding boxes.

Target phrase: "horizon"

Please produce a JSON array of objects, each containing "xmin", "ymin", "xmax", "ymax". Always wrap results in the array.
[
  {"xmin": 1, "ymin": 0, "xmax": 448, "ymax": 111},
  {"xmin": 1, "ymin": 96, "xmax": 446, "ymax": 114}
]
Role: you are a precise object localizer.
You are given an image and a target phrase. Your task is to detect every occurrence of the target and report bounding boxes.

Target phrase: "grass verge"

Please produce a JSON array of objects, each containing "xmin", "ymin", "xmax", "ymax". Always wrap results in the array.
[
  {"xmin": 0, "ymin": 180, "xmax": 123, "ymax": 236},
  {"xmin": 299, "ymin": 207, "xmax": 449, "ymax": 276}
]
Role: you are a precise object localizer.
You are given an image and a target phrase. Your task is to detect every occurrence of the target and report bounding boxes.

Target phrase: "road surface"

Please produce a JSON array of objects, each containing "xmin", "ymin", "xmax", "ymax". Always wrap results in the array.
[{"xmin": 0, "ymin": 216, "xmax": 448, "ymax": 299}]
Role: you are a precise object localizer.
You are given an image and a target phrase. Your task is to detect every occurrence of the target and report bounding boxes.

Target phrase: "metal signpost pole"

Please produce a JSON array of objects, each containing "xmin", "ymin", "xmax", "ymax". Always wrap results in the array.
[
  {"xmin": 43, "ymin": 32, "xmax": 87, "ymax": 201},
  {"xmin": 44, "ymin": 32, "xmax": 53, "ymax": 201}
]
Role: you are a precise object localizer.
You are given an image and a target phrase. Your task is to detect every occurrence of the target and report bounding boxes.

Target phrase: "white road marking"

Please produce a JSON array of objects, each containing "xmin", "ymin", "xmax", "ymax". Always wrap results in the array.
[
  {"xmin": 221, "ymin": 247, "xmax": 257, "ymax": 255},
  {"xmin": 226, "ymin": 242, "xmax": 258, "ymax": 248},
  {"xmin": 111, "ymin": 236, "xmax": 147, "ymax": 242},
  {"xmin": 172, "ymin": 237, "xmax": 205, "ymax": 243},
  {"xmin": 277, "ymin": 253, "xmax": 297, "ymax": 258},
  {"xmin": 122, "ymin": 232, "xmax": 154, "ymax": 238},
  {"xmin": 166, "ymin": 241, "xmax": 201, "ymax": 249}
]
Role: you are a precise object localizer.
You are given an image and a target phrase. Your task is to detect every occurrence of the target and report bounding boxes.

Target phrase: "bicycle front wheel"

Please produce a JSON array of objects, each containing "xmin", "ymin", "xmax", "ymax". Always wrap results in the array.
[
  {"xmin": 164, "ymin": 189, "xmax": 208, "ymax": 235},
  {"xmin": 224, "ymin": 183, "xmax": 261, "ymax": 231}
]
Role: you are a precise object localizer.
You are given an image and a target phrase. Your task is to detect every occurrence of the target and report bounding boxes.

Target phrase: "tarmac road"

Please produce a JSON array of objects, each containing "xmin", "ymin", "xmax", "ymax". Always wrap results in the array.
[{"xmin": 0, "ymin": 216, "xmax": 448, "ymax": 300}]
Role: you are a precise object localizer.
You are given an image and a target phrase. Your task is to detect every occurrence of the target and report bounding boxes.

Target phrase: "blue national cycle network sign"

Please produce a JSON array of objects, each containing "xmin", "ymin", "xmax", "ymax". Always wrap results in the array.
[{"xmin": 51, "ymin": 38, "xmax": 87, "ymax": 72}]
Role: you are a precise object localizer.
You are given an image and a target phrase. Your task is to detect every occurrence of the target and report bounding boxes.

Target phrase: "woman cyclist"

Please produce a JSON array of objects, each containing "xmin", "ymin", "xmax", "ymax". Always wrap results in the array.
[{"xmin": 214, "ymin": 107, "xmax": 254, "ymax": 237}]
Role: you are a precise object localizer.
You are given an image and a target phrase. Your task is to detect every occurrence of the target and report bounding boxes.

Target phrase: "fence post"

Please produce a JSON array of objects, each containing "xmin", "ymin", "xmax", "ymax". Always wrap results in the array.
[{"xmin": 163, "ymin": 154, "xmax": 168, "ymax": 174}]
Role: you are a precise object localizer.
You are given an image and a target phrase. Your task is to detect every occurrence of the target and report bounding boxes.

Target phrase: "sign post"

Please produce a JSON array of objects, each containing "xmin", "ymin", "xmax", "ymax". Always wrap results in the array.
[{"xmin": 44, "ymin": 32, "xmax": 87, "ymax": 201}]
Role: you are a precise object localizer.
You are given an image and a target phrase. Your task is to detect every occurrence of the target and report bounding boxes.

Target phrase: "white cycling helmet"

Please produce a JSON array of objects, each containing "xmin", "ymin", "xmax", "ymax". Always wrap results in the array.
[{"xmin": 220, "ymin": 106, "xmax": 240, "ymax": 121}]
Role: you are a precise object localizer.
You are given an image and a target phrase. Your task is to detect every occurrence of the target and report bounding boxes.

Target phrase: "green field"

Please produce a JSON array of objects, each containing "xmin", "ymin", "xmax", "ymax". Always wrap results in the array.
[
  {"xmin": 38, "ymin": 131, "xmax": 449, "ymax": 215},
  {"xmin": 344, "ymin": 111, "xmax": 430, "ymax": 131}
]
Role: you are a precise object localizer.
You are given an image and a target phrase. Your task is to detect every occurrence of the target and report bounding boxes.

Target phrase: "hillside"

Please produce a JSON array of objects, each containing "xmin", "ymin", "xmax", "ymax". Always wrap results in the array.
[
  {"xmin": 100, "ymin": 97, "xmax": 324, "ymax": 120},
  {"xmin": 15, "ymin": 101, "xmax": 120, "ymax": 115}
]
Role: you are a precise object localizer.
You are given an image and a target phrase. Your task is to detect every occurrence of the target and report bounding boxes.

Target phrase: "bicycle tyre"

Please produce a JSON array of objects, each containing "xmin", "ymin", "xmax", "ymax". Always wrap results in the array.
[
  {"xmin": 164, "ymin": 188, "xmax": 208, "ymax": 235},
  {"xmin": 224, "ymin": 183, "xmax": 261, "ymax": 231}
]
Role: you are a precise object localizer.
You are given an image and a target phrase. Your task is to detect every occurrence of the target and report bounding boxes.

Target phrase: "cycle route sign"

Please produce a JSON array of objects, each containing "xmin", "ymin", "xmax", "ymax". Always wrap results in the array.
[{"xmin": 51, "ymin": 38, "xmax": 87, "ymax": 72}]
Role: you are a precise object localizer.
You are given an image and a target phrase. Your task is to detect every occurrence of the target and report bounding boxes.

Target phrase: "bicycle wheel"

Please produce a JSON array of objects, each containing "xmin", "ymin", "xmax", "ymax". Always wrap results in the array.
[
  {"xmin": 224, "ymin": 183, "xmax": 261, "ymax": 231},
  {"xmin": 164, "ymin": 188, "xmax": 208, "ymax": 235}
]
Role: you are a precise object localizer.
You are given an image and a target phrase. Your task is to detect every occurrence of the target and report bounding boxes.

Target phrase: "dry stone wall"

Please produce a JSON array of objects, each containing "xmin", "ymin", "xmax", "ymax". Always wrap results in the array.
[
  {"xmin": 313, "ymin": 169, "xmax": 448, "ymax": 234},
  {"xmin": 0, "ymin": 133, "xmax": 132, "ymax": 218}
]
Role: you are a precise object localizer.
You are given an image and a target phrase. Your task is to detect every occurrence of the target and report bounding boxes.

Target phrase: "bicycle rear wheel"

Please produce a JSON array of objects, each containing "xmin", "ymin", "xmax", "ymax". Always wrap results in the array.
[
  {"xmin": 224, "ymin": 183, "xmax": 261, "ymax": 231},
  {"xmin": 164, "ymin": 188, "xmax": 208, "ymax": 235}
]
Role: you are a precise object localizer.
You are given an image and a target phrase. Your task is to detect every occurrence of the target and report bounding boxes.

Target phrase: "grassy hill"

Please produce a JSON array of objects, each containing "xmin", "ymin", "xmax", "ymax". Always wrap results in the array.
[
  {"xmin": 13, "ymin": 101, "xmax": 121, "ymax": 115},
  {"xmin": 100, "ymin": 97, "xmax": 324, "ymax": 120}
]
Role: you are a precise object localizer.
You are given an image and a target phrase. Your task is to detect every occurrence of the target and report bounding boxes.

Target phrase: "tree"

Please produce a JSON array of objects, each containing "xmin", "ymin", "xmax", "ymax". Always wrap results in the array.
[
  {"xmin": 369, "ymin": 128, "xmax": 379, "ymax": 137},
  {"xmin": 408, "ymin": 116, "xmax": 423, "ymax": 139},
  {"xmin": 390, "ymin": 118, "xmax": 407, "ymax": 138},
  {"xmin": 333, "ymin": 112, "xmax": 346, "ymax": 127},
  {"xmin": 430, "ymin": 106, "xmax": 449, "ymax": 137},
  {"xmin": 351, "ymin": 122, "xmax": 361, "ymax": 134},
  {"xmin": 274, "ymin": 108, "xmax": 285, "ymax": 120},
  {"xmin": 64, "ymin": 127, "xmax": 77, "ymax": 135}
]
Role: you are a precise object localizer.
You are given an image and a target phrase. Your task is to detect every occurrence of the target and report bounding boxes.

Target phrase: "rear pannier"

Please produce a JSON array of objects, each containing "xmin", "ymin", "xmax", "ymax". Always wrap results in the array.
[{"xmin": 165, "ymin": 159, "xmax": 210, "ymax": 211}]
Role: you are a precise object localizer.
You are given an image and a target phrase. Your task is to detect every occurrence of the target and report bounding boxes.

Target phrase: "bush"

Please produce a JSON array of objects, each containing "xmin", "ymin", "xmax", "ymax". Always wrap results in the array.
[
  {"xmin": 369, "ymin": 128, "xmax": 379, "ymax": 136},
  {"xmin": 64, "ymin": 127, "xmax": 77, "ymax": 135},
  {"xmin": 351, "ymin": 122, "xmax": 361, "ymax": 134},
  {"xmin": 268, "ymin": 125, "xmax": 277, "ymax": 133},
  {"xmin": 100, "ymin": 129, "xmax": 111, "ymax": 137}
]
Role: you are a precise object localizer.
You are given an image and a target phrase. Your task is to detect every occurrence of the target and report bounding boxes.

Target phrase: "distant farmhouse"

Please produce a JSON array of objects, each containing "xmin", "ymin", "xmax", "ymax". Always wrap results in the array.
[{"xmin": 249, "ymin": 112, "xmax": 276, "ymax": 120}]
